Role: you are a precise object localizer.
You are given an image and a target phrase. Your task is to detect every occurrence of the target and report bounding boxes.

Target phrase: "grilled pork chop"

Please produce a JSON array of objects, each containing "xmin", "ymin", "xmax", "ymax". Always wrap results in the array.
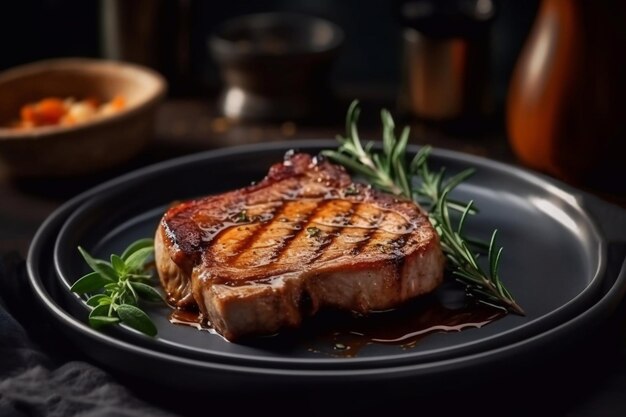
[{"xmin": 155, "ymin": 152, "xmax": 445, "ymax": 341}]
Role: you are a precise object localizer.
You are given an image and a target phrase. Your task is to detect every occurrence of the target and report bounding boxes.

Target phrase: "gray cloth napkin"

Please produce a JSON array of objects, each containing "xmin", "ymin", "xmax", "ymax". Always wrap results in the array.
[{"xmin": 0, "ymin": 252, "xmax": 177, "ymax": 417}]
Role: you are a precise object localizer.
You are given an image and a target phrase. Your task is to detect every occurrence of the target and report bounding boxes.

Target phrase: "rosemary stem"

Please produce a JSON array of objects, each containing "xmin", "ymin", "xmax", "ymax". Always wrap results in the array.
[{"xmin": 325, "ymin": 100, "xmax": 524, "ymax": 316}]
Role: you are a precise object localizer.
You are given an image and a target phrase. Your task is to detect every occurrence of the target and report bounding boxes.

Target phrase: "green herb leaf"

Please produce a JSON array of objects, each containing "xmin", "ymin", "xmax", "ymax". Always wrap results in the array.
[
  {"xmin": 89, "ymin": 304, "xmax": 120, "ymax": 329},
  {"xmin": 111, "ymin": 254, "xmax": 126, "ymax": 274},
  {"xmin": 126, "ymin": 273, "xmax": 153, "ymax": 281},
  {"xmin": 70, "ymin": 272, "xmax": 113, "ymax": 294},
  {"xmin": 306, "ymin": 226, "xmax": 321, "ymax": 238},
  {"xmin": 131, "ymin": 282, "xmax": 164, "ymax": 302},
  {"xmin": 86, "ymin": 294, "xmax": 110, "ymax": 307},
  {"xmin": 121, "ymin": 238, "xmax": 154, "ymax": 261},
  {"xmin": 95, "ymin": 260, "xmax": 118, "ymax": 281},
  {"xmin": 119, "ymin": 292, "xmax": 137, "ymax": 306},
  {"xmin": 74, "ymin": 238, "xmax": 162, "ymax": 336},
  {"xmin": 235, "ymin": 210, "xmax": 249, "ymax": 223},
  {"xmin": 89, "ymin": 315, "xmax": 121, "ymax": 328},
  {"xmin": 117, "ymin": 304, "xmax": 157, "ymax": 336},
  {"xmin": 124, "ymin": 247, "xmax": 154, "ymax": 273},
  {"xmin": 78, "ymin": 247, "xmax": 117, "ymax": 281},
  {"xmin": 125, "ymin": 280, "xmax": 139, "ymax": 304}
]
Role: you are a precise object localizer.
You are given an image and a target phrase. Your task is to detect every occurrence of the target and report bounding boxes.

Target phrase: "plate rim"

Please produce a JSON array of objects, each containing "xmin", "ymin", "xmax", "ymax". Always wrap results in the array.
[
  {"xmin": 26, "ymin": 189, "xmax": 626, "ymax": 386},
  {"xmin": 39, "ymin": 140, "xmax": 613, "ymax": 369}
]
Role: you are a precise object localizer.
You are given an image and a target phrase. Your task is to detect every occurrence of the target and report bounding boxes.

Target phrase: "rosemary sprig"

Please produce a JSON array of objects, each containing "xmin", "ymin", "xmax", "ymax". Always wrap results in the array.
[
  {"xmin": 322, "ymin": 101, "xmax": 524, "ymax": 315},
  {"xmin": 71, "ymin": 238, "xmax": 163, "ymax": 336}
]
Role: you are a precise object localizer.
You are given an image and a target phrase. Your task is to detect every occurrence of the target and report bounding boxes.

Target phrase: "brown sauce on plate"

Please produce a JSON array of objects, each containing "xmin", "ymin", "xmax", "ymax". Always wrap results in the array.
[
  {"xmin": 315, "ymin": 301, "xmax": 503, "ymax": 357},
  {"xmin": 169, "ymin": 309, "xmax": 207, "ymax": 331},
  {"xmin": 168, "ymin": 287, "xmax": 505, "ymax": 357}
]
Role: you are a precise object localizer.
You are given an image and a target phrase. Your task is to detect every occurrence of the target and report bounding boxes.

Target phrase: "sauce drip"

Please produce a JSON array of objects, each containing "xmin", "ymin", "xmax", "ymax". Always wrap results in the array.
[
  {"xmin": 308, "ymin": 298, "xmax": 503, "ymax": 357},
  {"xmin": 168, "ymin": 286, "xmax": 505, "ymax": 357},
  {"xmin": 169, "ymin": 309, "xmax": 208, "ymax": 331}
]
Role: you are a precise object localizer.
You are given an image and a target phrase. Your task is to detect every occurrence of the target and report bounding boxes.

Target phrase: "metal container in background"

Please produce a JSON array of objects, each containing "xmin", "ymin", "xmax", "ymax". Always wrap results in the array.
[
  {"xmin": 398, "ymin": 0, "xmax": 495, "ymax": 125},
  {"xmin": 99, "ymin": 0, "xmax": 192, "ymax": 95},
  {"xmin": 208, "ymin": 12, "xmax": 344, "ymax": 122}
]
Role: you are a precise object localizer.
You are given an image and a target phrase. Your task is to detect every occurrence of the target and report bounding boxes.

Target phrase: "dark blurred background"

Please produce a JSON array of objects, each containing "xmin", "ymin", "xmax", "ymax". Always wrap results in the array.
[
  {"xmin": 2, "ymin": 0, "xmax": 625, "ymax": 200},
  {"xmin": 0, "ymin": 0, "xmax": 539, "ymax": 117}
]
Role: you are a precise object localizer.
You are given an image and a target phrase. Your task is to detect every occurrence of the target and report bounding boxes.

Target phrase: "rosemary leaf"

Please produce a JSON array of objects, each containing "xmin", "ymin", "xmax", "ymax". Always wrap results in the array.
[{"xmin": 325, "ymin": 100, "xmax": 524, "ymax": 315}]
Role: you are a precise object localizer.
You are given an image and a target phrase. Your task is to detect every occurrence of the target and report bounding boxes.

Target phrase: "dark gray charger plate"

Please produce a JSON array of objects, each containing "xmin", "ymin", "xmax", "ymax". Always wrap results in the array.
[
  {"xmin": 28, "ymin": 141, "xmax": 626, "ymax": 390},
  {"xmin": 53, "ymin": 142, "xmax": 605, "ymax": 369}
]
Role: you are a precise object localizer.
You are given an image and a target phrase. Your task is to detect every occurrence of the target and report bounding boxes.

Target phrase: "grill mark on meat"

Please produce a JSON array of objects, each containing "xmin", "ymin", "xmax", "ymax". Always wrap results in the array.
[
  {"xmin": 246, "ymin": 199, "xmax": 321, "ymax": 265},
  {"xmin": 227, "ymin": 201, "xmax": 286, "ymax": 262},
  {"xmin": 388, "ymin": 234, "xmax": 410, "ymax": 286},
  {"xmin": 353, "ymin": 206, "xmax": 415, "ymax": 257},
  {"xmin": 155, "ymin": 153, "xmax": 446, "ymax": 340},
  {"xmin": 305, "ymin": 202, "xmax": 356, "ymax": 265},
  {"xmin": 388, "ymin": 234, "xmax": 409, "ymax": 258},
  {"xmin": 350, "ymin": 208, "xmax": 387, "ymax": 255},
  {"xmin": 261, "ymin": 203, "xmax": 325, "ymax": 264},
  {"xmin": 273, "ymin": 198, "xmax": 336, "ymax": 264}
]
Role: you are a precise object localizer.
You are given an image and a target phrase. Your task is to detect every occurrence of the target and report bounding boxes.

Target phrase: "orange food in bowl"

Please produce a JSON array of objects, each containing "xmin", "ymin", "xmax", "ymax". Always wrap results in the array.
[{"xmin": 13, "ymin": 95, "xmax": 126, "ymax": 129}]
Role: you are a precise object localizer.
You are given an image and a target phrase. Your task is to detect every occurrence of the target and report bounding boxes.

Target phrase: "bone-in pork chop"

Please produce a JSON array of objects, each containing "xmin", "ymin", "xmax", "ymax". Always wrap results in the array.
[{"xmin": 155, "ymin": 152, "xmax": 445, "ymax": 341}]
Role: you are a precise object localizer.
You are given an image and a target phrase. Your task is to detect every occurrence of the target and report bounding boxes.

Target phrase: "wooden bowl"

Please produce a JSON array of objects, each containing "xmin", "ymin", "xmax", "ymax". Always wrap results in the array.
[{"xmin": 0, "ymin": 58, "xmax": 166, "ymax": 177}]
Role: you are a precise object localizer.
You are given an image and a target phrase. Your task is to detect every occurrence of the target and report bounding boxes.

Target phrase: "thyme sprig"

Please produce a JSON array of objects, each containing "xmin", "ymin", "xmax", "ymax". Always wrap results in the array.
[
  {"xmin": 322, "ymin": 101, "xmax": 524, "ymax": 315},
  {"xmin": 71, "ymin": 238, "xmax": 163, "ymax": 336}
]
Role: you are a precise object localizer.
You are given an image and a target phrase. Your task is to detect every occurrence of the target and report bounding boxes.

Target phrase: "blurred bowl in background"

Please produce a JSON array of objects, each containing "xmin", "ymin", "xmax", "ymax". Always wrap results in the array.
[
  {"xmin": 208, "ymin": 12, "xmax": 344, "ymax": 122},
  {"xmin": 0, "ymin": 58, "xmax": 166, "ymax": 177}
]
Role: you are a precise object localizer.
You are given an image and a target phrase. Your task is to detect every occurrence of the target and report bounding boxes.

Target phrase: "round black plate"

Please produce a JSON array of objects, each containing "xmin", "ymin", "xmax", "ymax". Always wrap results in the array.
[{"xmin": 27, "ymin": 140, "xmax": 626, "ymax": 389}]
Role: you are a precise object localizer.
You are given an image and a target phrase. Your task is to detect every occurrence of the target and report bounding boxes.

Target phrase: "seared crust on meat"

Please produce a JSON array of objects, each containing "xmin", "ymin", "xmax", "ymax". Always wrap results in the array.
[{"xmin": 155, "ymin": 153, "xmax": 445, "ymax": 340}]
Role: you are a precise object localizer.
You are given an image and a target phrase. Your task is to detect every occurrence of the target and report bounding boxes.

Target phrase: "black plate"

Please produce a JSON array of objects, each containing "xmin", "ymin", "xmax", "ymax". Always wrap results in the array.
[{"xmin": 28, "ymin": 140, "xmax": 626, "ymax": 389}]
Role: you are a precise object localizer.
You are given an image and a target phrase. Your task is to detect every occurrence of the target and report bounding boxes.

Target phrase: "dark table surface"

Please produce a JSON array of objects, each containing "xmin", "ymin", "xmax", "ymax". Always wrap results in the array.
[
  {"xmin": 0, "ymin": 98, "xmax": 525, "ymax": 257},
  {"xmin": 2, "ymin": 98, "xmax": 626, "ymax": 416}
]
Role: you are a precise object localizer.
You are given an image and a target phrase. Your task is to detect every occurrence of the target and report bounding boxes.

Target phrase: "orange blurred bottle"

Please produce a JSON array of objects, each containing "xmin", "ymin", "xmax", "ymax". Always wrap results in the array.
[{"xmin": 507, "ymin": 0, "xmax": 626, "ymax": 189}]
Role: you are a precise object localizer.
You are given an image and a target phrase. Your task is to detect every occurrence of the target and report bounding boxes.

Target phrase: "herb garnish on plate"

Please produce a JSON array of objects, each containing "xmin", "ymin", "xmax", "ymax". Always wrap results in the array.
[
  {"xmin": 322, "ymin": 101, "xmax": 524, "ymax": 315},
  {"xmin": 71, "ymin": 101, "xmax": 523, "ymax": 339},
  {"xmin": 71, "ymin": 238, "xmax": 163, "ymax": 336}
]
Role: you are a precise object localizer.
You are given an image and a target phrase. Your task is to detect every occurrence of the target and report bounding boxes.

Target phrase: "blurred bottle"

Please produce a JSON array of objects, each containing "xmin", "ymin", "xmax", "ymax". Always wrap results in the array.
[
  {"xmin": 398, "ymin": 0, "xmax": 495, "ymax": 131},
  {"xmin": 507, "ymin": 0, "xmax": 626, "ymax": 190}
]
